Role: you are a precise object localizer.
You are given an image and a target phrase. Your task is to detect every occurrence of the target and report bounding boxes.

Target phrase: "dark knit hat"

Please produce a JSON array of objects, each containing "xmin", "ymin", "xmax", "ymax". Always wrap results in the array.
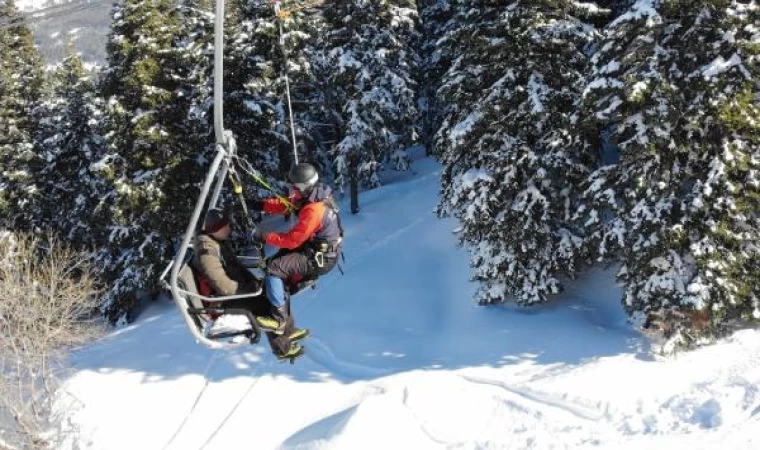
[{"xmin": 203, "ymin": 208, "xmax": 229, "ymax": 233}]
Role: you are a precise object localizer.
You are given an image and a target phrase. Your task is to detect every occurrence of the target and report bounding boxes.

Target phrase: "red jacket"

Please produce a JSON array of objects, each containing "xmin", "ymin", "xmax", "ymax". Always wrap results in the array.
[{"xmin": 261, "ymin": 192, "xmax": 330, "ymax": 249}]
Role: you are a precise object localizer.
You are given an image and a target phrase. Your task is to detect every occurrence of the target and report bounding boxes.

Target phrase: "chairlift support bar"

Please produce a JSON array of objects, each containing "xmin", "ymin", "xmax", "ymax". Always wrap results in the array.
[{"xmin": 168, "ymin": 0, "xmax": 251, "ymax": 350}]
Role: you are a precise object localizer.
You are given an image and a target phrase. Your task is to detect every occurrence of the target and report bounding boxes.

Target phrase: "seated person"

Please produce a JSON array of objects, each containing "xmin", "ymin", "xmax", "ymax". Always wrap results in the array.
[
  {"xmin": 192, "ymin": 208, "xmax": 261, "ymax": 297},
  {"xmin": 192, "ymin": 208, "xmax": 305, "ymax": 360}
]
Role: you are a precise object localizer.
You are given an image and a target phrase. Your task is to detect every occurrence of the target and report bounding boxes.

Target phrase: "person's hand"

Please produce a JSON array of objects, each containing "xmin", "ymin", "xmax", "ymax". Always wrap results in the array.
[{"xmin": 250, "ymin": 228, "xmax": 267, "ymax": 243}]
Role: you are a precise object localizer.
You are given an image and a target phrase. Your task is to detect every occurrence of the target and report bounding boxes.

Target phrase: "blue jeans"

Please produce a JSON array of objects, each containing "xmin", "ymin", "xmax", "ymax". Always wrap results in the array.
[{"xmin": 265, "ymin": 275, "xmax": 287, "ymax": 308}]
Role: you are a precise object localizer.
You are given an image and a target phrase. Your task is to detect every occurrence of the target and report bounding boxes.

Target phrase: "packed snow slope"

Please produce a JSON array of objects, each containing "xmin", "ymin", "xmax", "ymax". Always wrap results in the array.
[
  {"xmin": 16, "ymin": 0, "xmax": 110, "ymax": 63},
  {"xmin": 60, "ymin": 155, "xmax": 760, "ymax": 450}
]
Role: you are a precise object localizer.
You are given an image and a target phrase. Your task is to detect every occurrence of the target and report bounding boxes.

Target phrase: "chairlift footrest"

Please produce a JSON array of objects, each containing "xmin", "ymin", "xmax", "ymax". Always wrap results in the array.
[{"xmin": 187, "ymin": 307, "xmax": 263, "ymax": 344}]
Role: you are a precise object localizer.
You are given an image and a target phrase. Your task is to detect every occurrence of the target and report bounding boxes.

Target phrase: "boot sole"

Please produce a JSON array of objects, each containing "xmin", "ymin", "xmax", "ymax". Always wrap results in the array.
[
  {"xmin": 276, "ymin": 346, "xmax": 306, "ymax": 364},
  {"xmin": 289, "ymin": 330, "xmax": 310, "ymax": 342}
]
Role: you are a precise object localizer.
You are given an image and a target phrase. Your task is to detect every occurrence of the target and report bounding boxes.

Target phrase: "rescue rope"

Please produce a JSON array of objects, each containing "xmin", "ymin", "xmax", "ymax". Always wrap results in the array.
[
  {"xmin": 232, "ymin": 155, "xmax": 297, "ymax": 212},
  {"xmin": 272, "ymin": 0, "xmax": 300, "ymax": 166},
  {"xmin": 216, "ymin": 1, "xmax": 323, "ymax": 221}
]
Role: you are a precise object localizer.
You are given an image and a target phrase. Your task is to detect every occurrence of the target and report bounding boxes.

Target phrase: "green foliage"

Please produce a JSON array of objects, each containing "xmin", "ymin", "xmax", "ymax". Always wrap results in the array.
[
  {"xmin": 318, "ymin": 0, "xmax": 421, "ymax": 189},
  {"xmin": 581, "ymin": 1, "xmax": 760, "ymax": 344},
  {"xmin": 96, "ymin": 0, "xmax": 214, "ymax": 323},
  {"xmin": 35, "ymin": 47, "xmax": 105, "ymax": 249},
  {"xmin": 434, "ymin": 0, "xmax": 601, "ymax": 304},
  {"xmin": 0, "ymin": 0, "xmax": 47, "ymax": 231}
]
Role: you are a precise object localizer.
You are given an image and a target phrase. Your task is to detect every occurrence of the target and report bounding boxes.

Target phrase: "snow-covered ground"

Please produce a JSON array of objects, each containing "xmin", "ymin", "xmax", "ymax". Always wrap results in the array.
[
  {"xmin": 56, "ymin": 155, "xmax": 760, "ymax": 449},
  {"xmin": 16, "ymin": 0, "xmax": 110, "ymax": 64}
]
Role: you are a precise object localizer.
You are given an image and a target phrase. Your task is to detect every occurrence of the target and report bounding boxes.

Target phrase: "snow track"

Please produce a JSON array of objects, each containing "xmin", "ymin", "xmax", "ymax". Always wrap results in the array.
[
  {"xmin": 304, "ymin": 337, "xmax": 392, "ymax": 381},
  {"xmin": 461, "ymin": 375, "xmax": 607, "ymax": 422},
  {"xmin": 161, "ymin": 352, "xmax": 219, "ymax": 450}
]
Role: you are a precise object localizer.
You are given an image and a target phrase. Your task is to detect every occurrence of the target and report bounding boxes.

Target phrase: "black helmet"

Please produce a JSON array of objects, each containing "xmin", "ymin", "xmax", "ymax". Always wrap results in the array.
[{"xmin": 288, "ymin": 163, "xmax": 319, "ymax": 193}]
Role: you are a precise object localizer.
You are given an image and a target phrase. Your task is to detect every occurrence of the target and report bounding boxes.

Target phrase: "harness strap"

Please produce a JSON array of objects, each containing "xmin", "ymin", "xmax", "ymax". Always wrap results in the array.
[{"xmin": 227, "ymin": 168, "xmax": 257, "ymax": 239}]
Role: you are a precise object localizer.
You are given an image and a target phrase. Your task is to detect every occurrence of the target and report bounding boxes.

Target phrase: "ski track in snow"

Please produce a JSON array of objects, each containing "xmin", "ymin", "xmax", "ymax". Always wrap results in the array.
[
  {"xmin": 161, "ymin": 352, "xmax": 219, "ymax": 450},
  {"xmin": 197, "ymin": 365, "xmax": 270, "ymax": 450},
  {"xmin": 461, "ymin": 375, "xmax": 607, "ymax": 422},
  {"xmin": 400, "ymin": 386, "xmax": 468, "ymax": 448},
  {"xmin": 305, "ymin": 337, "xmax": 392, "ymax": 381}
]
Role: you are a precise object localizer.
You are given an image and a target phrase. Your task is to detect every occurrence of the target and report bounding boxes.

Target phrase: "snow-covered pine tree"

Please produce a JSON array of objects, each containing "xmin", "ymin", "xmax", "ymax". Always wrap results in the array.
[
  {"xmin": 436, "ymin": 0, "xmax": 600, "ymax": 305},
  {"xmin": 318, "ymin": 0, "xmax": 420, "ymax": 191},
  {"xmin": 0, "ymin": 0, "xmax": 46, "ymax": 231},
  {"xmin": 224, "ymin": 0, "xmax": 320, "ymax": 192},
  {"xmin": 34, "ymin": 47, "xmax": 105, "ymax": 248},
  {"xmin": 157, "ymin": 0, "xmax": 216, "ymax": 237},
  {"xmin": 418, "ymin": 0, "xmax": 458, "ymax": 153},
  {"xmin": 581, "ymin": 0, "xmax": 760, "ymax": 344},
  {"xmin": 97, "ymin": 0, "xmax": 213, "ymax": 323}
]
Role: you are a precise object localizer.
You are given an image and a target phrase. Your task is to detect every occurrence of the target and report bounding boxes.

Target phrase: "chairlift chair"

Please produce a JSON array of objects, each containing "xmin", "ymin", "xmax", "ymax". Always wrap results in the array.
[{"xmin": 165, "ymin": 0, "xmax": 320, "ymax": 350}]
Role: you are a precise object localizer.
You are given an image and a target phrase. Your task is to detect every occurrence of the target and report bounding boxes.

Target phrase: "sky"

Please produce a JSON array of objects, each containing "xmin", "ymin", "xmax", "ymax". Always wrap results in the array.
[{"xmin": 46, "ymin": 152, "xmax": 760, "ymax": 450}]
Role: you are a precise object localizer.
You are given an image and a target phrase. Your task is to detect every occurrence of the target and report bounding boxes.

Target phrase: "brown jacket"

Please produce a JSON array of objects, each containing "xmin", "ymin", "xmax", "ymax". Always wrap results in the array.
[{"xmin": 192, "ymin": 233, "xmax": 257, "ymax": 296}]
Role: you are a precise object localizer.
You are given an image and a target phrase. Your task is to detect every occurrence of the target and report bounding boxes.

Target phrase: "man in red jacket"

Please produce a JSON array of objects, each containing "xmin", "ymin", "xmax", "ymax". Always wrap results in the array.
[{"xmin": 251, "ymin": 163, "xmax": 344, "ymax": 343}]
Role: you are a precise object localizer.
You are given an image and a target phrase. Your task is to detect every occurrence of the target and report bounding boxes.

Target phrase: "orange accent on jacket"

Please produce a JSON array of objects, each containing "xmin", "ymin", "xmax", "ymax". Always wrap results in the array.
[
  {"xmin": 262, "ymin": 192, "xmax": 327, "ymax": 249},
  {"xmin": 262, "ymin": 191, "xmax": 302, "ymax": 215}
]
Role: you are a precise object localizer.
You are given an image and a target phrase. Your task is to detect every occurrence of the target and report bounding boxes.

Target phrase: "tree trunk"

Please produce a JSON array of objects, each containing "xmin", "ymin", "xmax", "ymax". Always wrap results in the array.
[{"xmin": 350, "ymin": 152, "xmax": 360, "ymax": 214}]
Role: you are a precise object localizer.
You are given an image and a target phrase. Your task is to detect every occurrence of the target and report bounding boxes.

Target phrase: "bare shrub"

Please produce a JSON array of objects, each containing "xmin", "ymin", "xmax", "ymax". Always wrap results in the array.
[{"xmin": 0, "ymin": 232, "xmax": 104, "ymax": 449}]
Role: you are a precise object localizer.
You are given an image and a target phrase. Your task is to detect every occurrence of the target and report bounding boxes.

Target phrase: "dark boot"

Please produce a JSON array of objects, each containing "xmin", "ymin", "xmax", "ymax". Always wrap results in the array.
[
  {"xmin": 275, "ymin": 342, "xmax": 305, "ymax": 363},
  {"xmin": 266, "ymin": 332, "xmax": 305, "ymax": 362},
  {"xmin": 264, "ymin": 305, "xmax": 296, "ymax": 357},
  {"xmin": 280, "ymin": 302, "xmax": 309, "ymax": 342}
]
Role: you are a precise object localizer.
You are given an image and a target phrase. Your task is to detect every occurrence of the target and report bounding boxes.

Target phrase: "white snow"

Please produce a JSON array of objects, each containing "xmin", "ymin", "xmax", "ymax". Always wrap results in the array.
[
  {"xmin": 527, "ymin": 73, "xmax": 547, "ymax": 114},
  {"xmin": 630, "ymin": 80, "xmax": 649, "ymax": 99},
  {"xmin": 15, "ymin": 0, "xmax": 49, "ymax": 11},
  {"xmin": 700, "ymin": 53, "xmax": 749, "ymax": 79},
  {"xmin": 608, "ymin": 0, "xmax": 663, "ymax": 29},
  {"xmin": 572, "ymin": 1, "xmax": 607, "ymax": 15},
  {"xmin": 243, "ymin": 100, "xmax": 263, "ymax": 115},
  {"xmin": 449, "ymin": 111, "xmax": 483, "ymax": 147},
  {"xmin": 599, "ymin": 60, "xmax": 621, "ymax": 74},
  {"xmin": 54, "ymin": 156, "xmax": 760, "ymax": 450},
  {"xmin": 459, "ymin": 168, "xmax": 494, "ymax": 189}
]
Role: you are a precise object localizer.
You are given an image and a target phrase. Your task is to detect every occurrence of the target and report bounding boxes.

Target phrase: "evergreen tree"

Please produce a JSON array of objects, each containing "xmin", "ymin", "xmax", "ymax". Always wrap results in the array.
[
  {"xmin": 418, "ymin": 0, "xmax": 458, "ymax": 153},
  {"xmin": 0, "ymin": 0, "xmax": 46, "ymax": 231},
  {"xmin": 318, "ymin": 0, "xmax": 420, "ymax": 192},
  {"xmin": 581, "ymin": 0, "xmax": 760, "ymax": 344},
  {"xmin": 160, "ymin": 0, "xmax": 215, "ymax": 233},
  {"xmin": 97, "ymin": 0, "xmax": 212, "ymax": 322},
  {"xmin": 436, "ymin": 0, "xmax": 600, "ymax": 305},
  {"xmin": 224, "ymin": 0, "xmax": 320, "ymax": 191},
  {"xmin": 35, "ymin": 47, "xmax": 105, "ymax": 248}
]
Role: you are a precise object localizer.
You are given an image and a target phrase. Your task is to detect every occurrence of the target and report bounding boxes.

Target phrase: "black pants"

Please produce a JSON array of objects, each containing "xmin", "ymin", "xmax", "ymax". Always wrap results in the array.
[
  {"xmin": 264, "ymin": 248, "xmax": 340, "ymax": 355},
  {"xmin": 267, "ymin": 248, "xmax": 339, "ymax": 286}
]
